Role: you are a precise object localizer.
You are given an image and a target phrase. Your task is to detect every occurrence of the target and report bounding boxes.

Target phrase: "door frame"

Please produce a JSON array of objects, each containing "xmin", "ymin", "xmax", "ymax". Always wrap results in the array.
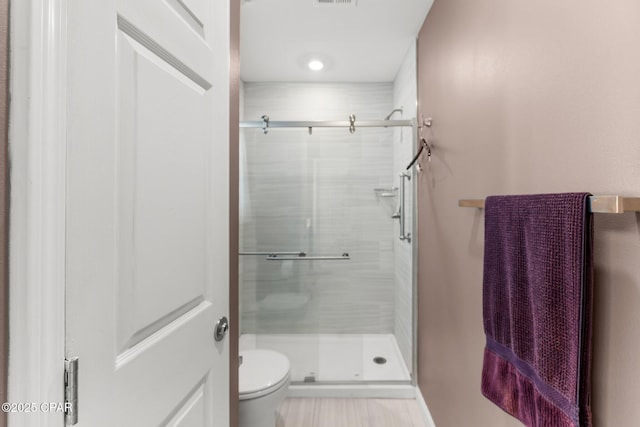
[
  {"xmin": 0, "ymin": 0, "xmax": 9, "ymax": 425},
  {"xmin": 9, "ymin": 0, "xmax": 67, "ymax": 425},
  {"xmin": 9, "ymin": 0, "xmax": 240, "ymax": 424},
  {"xmin": 228, "ymin": 0, "xmax": 241, "ymax": 426}
]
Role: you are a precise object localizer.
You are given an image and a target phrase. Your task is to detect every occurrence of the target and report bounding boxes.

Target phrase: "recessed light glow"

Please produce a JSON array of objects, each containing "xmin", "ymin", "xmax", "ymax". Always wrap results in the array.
[{"xmin": 308, "ymin": 60, "xmax": 324, "ymax": 71}]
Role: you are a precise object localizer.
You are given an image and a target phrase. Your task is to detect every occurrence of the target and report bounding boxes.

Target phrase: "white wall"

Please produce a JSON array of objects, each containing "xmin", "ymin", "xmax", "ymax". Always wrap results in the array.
[{"xmin": 392, "ymin": 41, "xmax": 418, "ymax": 374}]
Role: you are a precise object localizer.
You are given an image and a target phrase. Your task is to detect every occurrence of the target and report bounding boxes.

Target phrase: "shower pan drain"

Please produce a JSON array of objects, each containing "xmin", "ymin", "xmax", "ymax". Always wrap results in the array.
[{"xmin": 373, "ymin": 357, "xmax": 387, "ymax": 365}]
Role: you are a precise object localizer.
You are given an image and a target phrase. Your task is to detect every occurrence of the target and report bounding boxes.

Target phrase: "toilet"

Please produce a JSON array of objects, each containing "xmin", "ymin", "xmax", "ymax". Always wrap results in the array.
[{"xmin": 239, "ymin": 349, "xmax": 291, "ymax": 427}]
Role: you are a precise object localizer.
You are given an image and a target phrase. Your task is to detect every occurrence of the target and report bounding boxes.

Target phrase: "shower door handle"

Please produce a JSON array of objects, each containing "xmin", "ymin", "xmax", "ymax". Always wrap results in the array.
[{"xmin": 398, "ymin": 172, "xmax": 411, "ymax": 242}]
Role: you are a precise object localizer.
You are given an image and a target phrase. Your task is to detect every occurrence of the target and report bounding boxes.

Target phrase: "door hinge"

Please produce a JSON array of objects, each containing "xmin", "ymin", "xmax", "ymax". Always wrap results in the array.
[{"xmin": 64, "ymin": 357, "xmax": 78, "ymax": 426}]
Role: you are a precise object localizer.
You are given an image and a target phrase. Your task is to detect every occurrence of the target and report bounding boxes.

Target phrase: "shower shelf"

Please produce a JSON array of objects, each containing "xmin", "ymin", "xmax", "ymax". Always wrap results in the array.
[{"xmin": 374, "ymin": 187, "xmax": 398, "ymax": 198}]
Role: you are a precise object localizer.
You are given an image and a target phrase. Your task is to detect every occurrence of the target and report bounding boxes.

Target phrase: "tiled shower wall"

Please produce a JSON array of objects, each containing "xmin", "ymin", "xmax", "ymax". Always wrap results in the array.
[
  {"xmin": 240, "ymin": 82, "xmax": 399, "ymax": 335},
  {"xmin": 392, "ymin": 42, "xmax": 417, "ymax": 373}
]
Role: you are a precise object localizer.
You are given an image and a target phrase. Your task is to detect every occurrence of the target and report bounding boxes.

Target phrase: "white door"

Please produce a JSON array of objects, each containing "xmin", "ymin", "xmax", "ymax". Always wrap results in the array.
[{"xmin": 65, "ymin": 0, "xmax": 230, "ymax": 426}]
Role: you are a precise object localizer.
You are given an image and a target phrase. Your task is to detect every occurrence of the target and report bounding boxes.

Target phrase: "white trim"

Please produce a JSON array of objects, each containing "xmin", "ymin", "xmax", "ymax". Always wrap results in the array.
[
  {"xmin": 9, "ymin": 0, "xmax": 67, "ymax": 425},
  {"xmin": 288, "ymin": 384, "xmax": 416, "ymax": 399},
  {"xmin": 415, "ymin": 385, "xmax": 437, "ymax": 427}
]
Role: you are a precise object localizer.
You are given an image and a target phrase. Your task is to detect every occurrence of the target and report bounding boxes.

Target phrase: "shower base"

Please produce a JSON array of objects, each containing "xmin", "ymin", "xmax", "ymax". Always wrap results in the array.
[{"xmin": 239, "ymin": 333, "xmax": 413, "ymax": 397}]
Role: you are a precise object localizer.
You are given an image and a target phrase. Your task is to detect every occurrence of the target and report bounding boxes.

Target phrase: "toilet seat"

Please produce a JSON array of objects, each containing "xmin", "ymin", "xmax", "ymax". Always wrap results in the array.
[{"xmin": 239, "ymin": 349, "xmax": 290, "ymax": 401}]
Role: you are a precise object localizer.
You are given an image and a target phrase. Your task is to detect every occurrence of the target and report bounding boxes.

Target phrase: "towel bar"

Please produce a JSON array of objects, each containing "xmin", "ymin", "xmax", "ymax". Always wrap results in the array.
[
  {"xmin": 458, "ymin": 195, "xmax": 640, "ymax": 214},
  {"xmin": 239, "ymin": 251, "xmax": 305, "ymax": 256},
  {"xmin": 266, "ymin": 253, "xmax": 350, "ymax": 261}
]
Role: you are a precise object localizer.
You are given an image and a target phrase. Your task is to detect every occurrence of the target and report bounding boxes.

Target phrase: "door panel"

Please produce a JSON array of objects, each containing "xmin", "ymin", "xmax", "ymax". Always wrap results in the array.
[
  {"xmin": 117, "ymin": 0, "xmax": 214, "ymax": 83},
  {"xmin": 113, "ymin": 306, "xmax": 213, "ymax": 425},
  {"xmin": 165, "ymin": 381, "xmax": 207, "ymax": 427},
  {"xmin": 66, "ymin": 0, "xmax": 229, "ymax": 426},
  {"xmin": 178, "ymin": 0, "xmax": 208, "ymax": 27},
  {"xmin": 165, "ymin": 0, "xmax": 207, "ymax": 37},
  {"xmin": 115, "ymin": 28, "xmax": 211, "ymax": 352}
]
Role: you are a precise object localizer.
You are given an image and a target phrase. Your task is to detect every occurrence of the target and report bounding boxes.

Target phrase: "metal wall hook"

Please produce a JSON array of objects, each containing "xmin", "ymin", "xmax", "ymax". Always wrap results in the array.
[
  {"xmin": 349, "ymin": 114, "xmax": 356, "ymax": 134},
  {"xmin": 406, "ymin": 137, "xmax": 432, "ymax": 170},
  {"xmin": 418, "ymin": 115, "xmax": 432, "ymax": 137},
  {"xmin": 410, "ymin": 115, "xmax": 434, "ymax": 172},
  {"xmin": 424, "ymin": 138, "xmax": 432, "ymax": 159}
]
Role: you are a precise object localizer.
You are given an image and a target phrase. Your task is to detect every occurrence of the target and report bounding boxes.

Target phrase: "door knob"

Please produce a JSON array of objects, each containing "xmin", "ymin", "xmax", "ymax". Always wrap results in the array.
[{"xmin": 214, "ymin": 316, "xmax": 229, "ymax": 342}]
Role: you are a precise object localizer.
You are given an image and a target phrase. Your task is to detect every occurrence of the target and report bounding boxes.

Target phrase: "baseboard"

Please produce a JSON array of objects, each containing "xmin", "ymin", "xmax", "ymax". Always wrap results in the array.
[
  {"xmin": 415, "ymin": 385, "xmax": 437, "ymax": 427},
  {"xmin": 288, "ymin": 384, "xmax": 416, "ymax": 399}
]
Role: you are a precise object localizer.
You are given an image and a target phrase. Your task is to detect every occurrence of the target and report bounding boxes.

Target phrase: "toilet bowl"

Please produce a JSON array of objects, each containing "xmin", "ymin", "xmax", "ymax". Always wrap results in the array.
[{"xmin": 239, "ymin": 349, "xmax": 290, "ymax": 427}]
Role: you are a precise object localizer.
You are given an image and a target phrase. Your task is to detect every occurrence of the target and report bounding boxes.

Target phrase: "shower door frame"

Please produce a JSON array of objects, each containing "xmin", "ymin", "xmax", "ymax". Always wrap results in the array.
[{"xmin": 239, "ymin": 118, "xmax": 419, "ymax": 387}]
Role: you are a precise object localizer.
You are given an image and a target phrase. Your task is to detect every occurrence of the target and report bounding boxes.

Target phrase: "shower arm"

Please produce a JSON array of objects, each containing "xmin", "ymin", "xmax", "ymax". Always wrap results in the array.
[{"xmin": 384, "ymin": 108, "xmax": 403, "ymax": 121}]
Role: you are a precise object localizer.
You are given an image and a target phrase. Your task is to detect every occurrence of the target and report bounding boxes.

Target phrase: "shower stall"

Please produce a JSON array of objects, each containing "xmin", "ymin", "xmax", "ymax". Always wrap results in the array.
[{"xmin": 238, "ymin": 112, "xmax": 417, "ymax": 395}]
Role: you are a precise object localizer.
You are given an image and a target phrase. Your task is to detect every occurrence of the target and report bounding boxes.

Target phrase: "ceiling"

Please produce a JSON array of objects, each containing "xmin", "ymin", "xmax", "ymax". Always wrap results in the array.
[{"xmin": 240, "ymin": 0, "xmax": 434, "ymax": 82}]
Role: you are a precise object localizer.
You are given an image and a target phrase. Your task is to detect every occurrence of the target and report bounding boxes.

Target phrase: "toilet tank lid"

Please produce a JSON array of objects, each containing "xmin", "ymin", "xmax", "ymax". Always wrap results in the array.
[{"xmin": 239, "ymin": 349, "xmax": 290, "ymax": 395}]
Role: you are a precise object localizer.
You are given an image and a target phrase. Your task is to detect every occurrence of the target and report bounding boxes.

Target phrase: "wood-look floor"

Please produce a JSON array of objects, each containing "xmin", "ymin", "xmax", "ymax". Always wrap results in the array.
[{"xmin": 276, "ymin": 398, "xmax": 428, "ymax": 427}]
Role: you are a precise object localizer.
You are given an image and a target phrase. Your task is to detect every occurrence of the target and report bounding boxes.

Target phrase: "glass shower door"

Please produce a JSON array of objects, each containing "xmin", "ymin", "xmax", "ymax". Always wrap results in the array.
[{"xmin": 239, "ymin": 124, "xmax": 412, "ymax": 384}]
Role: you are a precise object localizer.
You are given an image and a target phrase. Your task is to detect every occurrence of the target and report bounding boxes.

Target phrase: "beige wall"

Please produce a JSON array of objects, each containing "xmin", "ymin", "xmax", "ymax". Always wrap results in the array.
[{"xmin": 416, "ymin": 1, "xmax": 640, "ymax": 426}]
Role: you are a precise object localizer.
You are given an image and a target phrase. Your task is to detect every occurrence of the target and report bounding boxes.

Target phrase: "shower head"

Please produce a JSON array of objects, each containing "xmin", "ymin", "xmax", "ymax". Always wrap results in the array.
[{"xmin": 384, "ymin": 108, "xmax": 403, "ymax": 120}]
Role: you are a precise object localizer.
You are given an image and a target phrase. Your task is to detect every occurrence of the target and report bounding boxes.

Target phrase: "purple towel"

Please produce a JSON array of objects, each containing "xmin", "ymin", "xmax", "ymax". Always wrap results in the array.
[{"xmin": 481, "ymin": 193, "xmax": 593, "ymax": 427}]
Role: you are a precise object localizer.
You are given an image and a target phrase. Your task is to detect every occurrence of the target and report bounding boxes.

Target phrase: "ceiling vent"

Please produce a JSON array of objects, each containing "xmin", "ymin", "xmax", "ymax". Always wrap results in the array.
[{"xmin": 314, "ymin": 0, "xmax": 357, "ymax": 7}]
